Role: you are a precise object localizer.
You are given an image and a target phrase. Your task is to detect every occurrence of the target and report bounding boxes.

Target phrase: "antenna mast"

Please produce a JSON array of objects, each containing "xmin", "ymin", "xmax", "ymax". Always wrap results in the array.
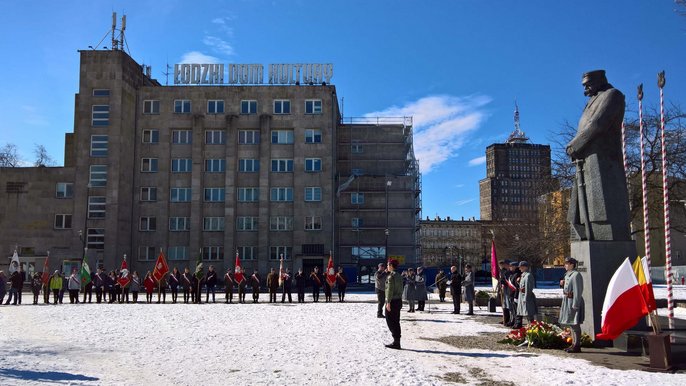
[
  {"xmin": 507, "ymin": 100, "xmax": 528, "ymax": 143},
  {"xmin": 111, "ymin": 12, "xmax": 117, "ymax": 50}
]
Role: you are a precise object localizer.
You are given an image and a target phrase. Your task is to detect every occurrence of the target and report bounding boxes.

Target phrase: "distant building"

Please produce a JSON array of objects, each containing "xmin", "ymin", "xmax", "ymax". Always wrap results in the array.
[{"xmin": 419, "ymin": 216, "xmax": 481, "ymax": 269}]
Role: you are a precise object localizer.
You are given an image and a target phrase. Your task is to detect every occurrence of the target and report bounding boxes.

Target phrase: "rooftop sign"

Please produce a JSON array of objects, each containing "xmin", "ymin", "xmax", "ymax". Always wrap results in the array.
[{"xmin": 173, "ymin": 63, "xmax": 333, "ymax": 85}]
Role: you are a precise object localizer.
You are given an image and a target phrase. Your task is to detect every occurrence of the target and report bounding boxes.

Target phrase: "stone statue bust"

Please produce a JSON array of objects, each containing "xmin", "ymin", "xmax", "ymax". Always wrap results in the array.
[{"xmin": 566, "ymin": 70, "xmax": 631, "ymax": 241}]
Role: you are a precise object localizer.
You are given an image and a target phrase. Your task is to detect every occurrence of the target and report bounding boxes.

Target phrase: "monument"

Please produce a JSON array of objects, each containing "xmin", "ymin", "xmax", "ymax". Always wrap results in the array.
[{"xmin": 566, "ymin": 70, "xmax": 637, "ymax": 338}]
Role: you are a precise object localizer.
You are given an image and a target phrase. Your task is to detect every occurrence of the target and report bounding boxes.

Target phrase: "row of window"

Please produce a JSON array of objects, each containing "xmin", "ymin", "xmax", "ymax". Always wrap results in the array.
[
  {"xmin": 138, "ymin": 216, "xmax": 322, "ymax": 231},
  {"xmin": 141, "ymin": 158, "xmax": 322, "ymax": 173},
  {"xmin": 138, "ymin": 246, "xmax": 292, "ymax": 261},
  {"xmin": 143, "ymin": 99, "xmax": 322, "ymax": 115},
  {"xmin": 140, "ymin": 129, "xmax": 322, "ymax": 145}
]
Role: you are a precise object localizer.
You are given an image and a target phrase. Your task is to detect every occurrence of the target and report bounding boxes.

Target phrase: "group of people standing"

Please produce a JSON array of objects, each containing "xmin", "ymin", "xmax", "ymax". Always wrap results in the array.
[{"xmin": 497, "ymin": 260, "xmax": 537, "ymax": 329}]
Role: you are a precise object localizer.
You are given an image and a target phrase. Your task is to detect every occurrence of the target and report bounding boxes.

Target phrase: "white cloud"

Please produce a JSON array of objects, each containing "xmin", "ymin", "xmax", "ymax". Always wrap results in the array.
[
  {"xmin": 455, "ymin": 198, "xmax": 476, "ymax": 206},
  {"xmin": 179, "ymin": 51, "xmax": 222, "ymax": 64},
  {"xmin": 468, "ymin": 156, "xmax": 487, "ymax": 166},
  {"xmin": 203, "ymin": 36, "xmax": 235, "ymax": 56},
  {"xmin": 365, "ymin": 95, "xmax": 491, "ymax": 173},
  {"xmin": 21, "ymin": 105, "xmax": 48, "ymax": 126}
]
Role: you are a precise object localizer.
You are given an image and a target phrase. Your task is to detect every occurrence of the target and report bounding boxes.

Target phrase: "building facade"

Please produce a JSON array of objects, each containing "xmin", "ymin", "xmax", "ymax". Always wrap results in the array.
[
  {"xmin": 419, "ymin": 216, "xmax": 481, "ymax": 269},
  {"xmin": 0, "ymin": 48, "xmax": 421, "ymax": 277}
]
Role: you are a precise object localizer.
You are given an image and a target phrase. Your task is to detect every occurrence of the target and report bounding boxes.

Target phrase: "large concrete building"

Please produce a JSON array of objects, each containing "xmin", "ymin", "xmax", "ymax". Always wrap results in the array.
[{"xmin": 0, "ymin": 46, "xmax": 420, "ymax": 278}]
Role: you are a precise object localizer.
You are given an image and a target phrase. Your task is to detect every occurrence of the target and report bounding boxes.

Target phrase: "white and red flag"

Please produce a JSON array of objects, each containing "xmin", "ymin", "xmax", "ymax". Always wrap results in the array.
[
  {"xmin": 325, "ymin": 254, "xmax": 336, "ymax": 287},
  {"xmin": 234, "ymin": 251, "xmax": 244, "ymax": 283},
  {"xmin": 596, "ymin": 258, "xmax": 649, "ymax": 341},
  {"xmin": 118, "ymin": 255, "xmax": 131, "ymax": 287},
  {"xmin": 632, "ymin": 256, "xmax": 657, "ymax": 312},
  {"xmin": 41, "ymin": 251, "xmax": 50, "ymax": 286},
  {"xmin": 490, "ymin": 240, "xmax": 498, "ymax": 291},
  {"xmin": 152, "ymin": 250, "xmax": 169, "ymax": 282}
]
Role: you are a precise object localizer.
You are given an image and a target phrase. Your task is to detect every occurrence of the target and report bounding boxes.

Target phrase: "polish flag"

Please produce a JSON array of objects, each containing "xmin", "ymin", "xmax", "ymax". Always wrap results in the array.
[
  {"xmin": 41, "ymin": 252, "xmax": 50, "ymax": 285},
  {"xmin": 234, "ymin": 251, "xmax": 244, "ymax": 283},
  {"xmin": 490, "ymin": 240, "xmax": 498, "ymax": 291},
  {"xmin": 632, "ymin": 256, "xmax": 657, "ymax": 312},
  {"xmin": 596, "ymin": 258, "xmax": 649, "ymax": 341},
  {"xmin": 118, "ymin": 256, "xmax": 131, "ymax": 288},
  {"xmin": 325, "ymin": 254, "xmax": 336, "ymax": 287}
]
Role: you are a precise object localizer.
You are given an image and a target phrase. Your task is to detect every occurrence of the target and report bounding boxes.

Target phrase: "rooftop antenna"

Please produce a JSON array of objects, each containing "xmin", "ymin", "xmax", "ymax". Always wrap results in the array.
[
  {"xmin": 111, "ymin": 12, "xmax": 117, "ymax": 50},
  {"xmin": 507, "ymin": 100, "xmax": 528, "ymax": 143},
  {"xmin": 120, "ymin": 14, "xmax": 126, "ymax": 52},
  {"xmin": 162, "ymin": 60, "xmax": 172, "ymax": 85}
]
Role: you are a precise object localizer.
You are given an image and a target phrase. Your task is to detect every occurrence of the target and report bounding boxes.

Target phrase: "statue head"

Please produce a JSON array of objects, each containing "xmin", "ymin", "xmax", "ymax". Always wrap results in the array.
[{"xmin": 582, "ymin": 70, "xmax": 608, "ymax": 97}]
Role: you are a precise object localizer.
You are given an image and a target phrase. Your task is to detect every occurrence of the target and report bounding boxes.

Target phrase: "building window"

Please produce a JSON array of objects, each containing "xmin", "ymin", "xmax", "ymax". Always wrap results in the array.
[
  {"xmin": 92, "ymin": 89, "xmax": 110, "ymax": 97},
  {"xmin": 240, "ymin": 100, "xmax": 257, "ymax": 114},
  {"xmin": 207, "ymin": 100, "xmax": 224, "ymax": 114},
  {"xmin": 351, "ymin": 192, "xmax": 364, "ymax": 204},
  {"xmin": 55, "ymin": 182, "xmax": 73, "ymax": 198},
  {"xmin": 351, "ymin": 143, "xmax": 363, "ymax": 153},
  {"xmin": 270, "ymin": 187, "xmax": 293, "ymax": 202},
  {"xmin": 144, "ymin": 100, "xmax": 160, "ymax": 114},
  {"xmin": 239, "ymin": 159, "xmax": 259, "ymax": 172},
  {"xmin": 304, "ymin": 216, "xmax": 322, "ymax": 231},
  {"xmin": 91, "ymin": 105, "xmax": 109, "ymax": 126},
  {"xmin": 305, "ymin": 129, "xmax": 322, "ymax": 144},
  {"xmin": 271, "ymin": 130, "xmax": 294, "ymax": 144},
  {"xmin": 238, "ymin": 130, "xmax": 260, "ymax": 144},
  {"xmin": 305, "ymin": 99, "xmax": 322, "ymax": 114},
  {"xmin": 203, "ymin": 217, "xmax": 225, "ymax": 231},
  {"xmin": 205, "ymin": 159, "xmax": 226, "ymax": 172},
  {"xmin": 270, "ymin": 246, "xmax": 292, "ymax": 260},
  {"xmin": 172, "ymin": 130, "xmax": 192, "ymax": 144},
  {"xmin": 169, "ymin": 217, "xmax": 190, "ymax": 231},
  {"xmin": 168, "ymin": 246, "xmax": 189, "ymax": 260},
  {"xmin": 238, "ymin": 246, "xmax": 256, "ymax": 260},
  {"xmin": 304, "ymin": 187, "xmax": 321, "ymax": 202},
  {"xmin": 54, "ymin": 214, "xmax": 72, "ymax": 229},
  {"xmin": 302, "ymin": 244, "xmax": 325, "ymax": 255},
  {"xmin": 273, "ymin": 99, "xmax": 290, "ymax": 114},
  {"xmin": 88, "ymin": 196, "xmax": 106, "ymax": 218},
  {"xmin": 351, "ymin": 168, "xmax": 364, "ymax": 176},
  {"xmin": 206, "ymin": 130, "xmax": 226, "ymax": 144},
  {"xmin": 89, "ymin": 165, "xmax": 107, "ymax": 187},
  {"xmin": 170, "ymin": 187, "xmax": 191, "ymax": 202},
  {"xmin": 305, "ymin": 158, "xmax": 322, "ymax": 172},
  {"xmin": 140, "ymin": 187, "xmax": 157, "ymax": 202},
  {"xmin": 202, "ymin": 246, "xmax": 224, "ymax": 261},
  {"xmin": 174, "ymin": 99, "xmax": 191, "ymax": 114},
  {"xmin": 171, "ymin": 158, "xmax": 192, "ymax": 173},
  {"xmin": 90, "ymin": 135, "xmax": 108, "ymax": 157},
  {"xmin": 141, "ymin": 158, "xmax": 158, "ymax": 172},
  {"xmin": 139, "ymin": 216, "xmax": 157, "ymax": 231},
  {"xmin": 204, "ymin": 188, "xmax": 225, "ymax": 202},
  {"xmin": 138, "ymin": 246, "xmax": 156, "ymax": 261},
  {"xmin": 237, "ymin": 187, "xmax": 259, "ymax": 202},
  {"xmin": 352, "ymin": 218, "xmax": 363, "ymax": 229},
  {"xmin": 352, "ymin": 246, "xmax": 385, "ymax": 260},
  {"xmin": 237, "ymin": 216, "xmax": 258, "ymax": 231},
  {"xmin": 87, "ymin": 228, "xmax": 105, "ymax": 250},
  {"xmin": 142, "ymin": 129, "xmax": 159, "ymax": 144},
  {"xmin": 270, "ymin": 216, "xmax": 293, "ymax": 231},
  {"xmin": 271, "ymin": 159, "xmax": 293, "ymax": 172}
]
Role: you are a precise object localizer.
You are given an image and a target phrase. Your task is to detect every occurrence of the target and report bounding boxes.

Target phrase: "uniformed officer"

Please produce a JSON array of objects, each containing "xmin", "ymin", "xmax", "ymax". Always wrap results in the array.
[
  {"xmin": 559, "ymin": 257, "xmax": 584, "ymax": 353},
  {"xmin": 384, "ymin": 258, "xmax": 403, "ymax": 350}
]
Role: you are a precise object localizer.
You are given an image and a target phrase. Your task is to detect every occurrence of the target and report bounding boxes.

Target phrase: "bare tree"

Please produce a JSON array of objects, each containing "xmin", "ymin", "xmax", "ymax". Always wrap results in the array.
[
  {"xmin": 34, "ymin": 144, "xmax": 55, "ymax": 167},
  {"xmin": 0, "ymin": 143, "xmax": 20, "ymax": 167}
]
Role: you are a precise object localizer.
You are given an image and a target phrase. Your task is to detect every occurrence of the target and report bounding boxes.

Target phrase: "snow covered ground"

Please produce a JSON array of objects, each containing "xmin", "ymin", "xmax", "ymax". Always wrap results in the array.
[{"xmin": 1, "ymin": 293, "xmax": 684, "ymax": 386}]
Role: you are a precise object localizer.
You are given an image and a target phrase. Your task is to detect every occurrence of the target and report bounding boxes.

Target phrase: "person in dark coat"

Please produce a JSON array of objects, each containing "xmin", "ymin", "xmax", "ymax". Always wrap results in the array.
[
  {"xmin": 323, "ymin": 275, "xmax": 333, "ymax": 303},
  {"xmin": 384, "ymin": 259, "xmax": 403, "ymax": 350},
  {"xmin": 435, "ymin": 269, "xmax": 448, "ymax": 302},
  {"xmin": 449, "ymin": 265, "xmax": 462, "ymax": 314},
  {"xmin": 30, "ymin": 272, "xmax": 42, "ymax": 305},
  {"xmin": 58, "ymin": 272, "xmax": 67, "ymax": 304},
  {"xmin": 168, "ymin": 267, "xmax": 180, "ymax": 303},
  {"xmin": 83, "ymin": 271, "xmax": 94, "ymax": 303},
  {"xmin": 237, "ymin": 268, "xmax": 248, "ymax": 303},
  {"xmin": 309, "ymin": 266, "xmax": 322, "ymax": 302},
  {"xmin": 181, "ymin": 268, "xmax": 192, "ymax": 304},
  {"xmin": 143, "ymin": 271, "xmax": 155, "ymax": 303},
  {"xmin": 157, "ymin": 275, "xmax": 167, "ymax": 304},
  {"xmin": 266, "ymin": 268, "xmax": 279, "ymax": 303},
  {"xmin": 295, "ymin": 268, "xmax": 306, "ymax": 303},
  {"xmin": 93, "ymin": 268, "xmax": 106, "ymax": 303},
  {"xmin": 402, "ymin": 269, "xmax": 417, "ymax": 313},
  {"xmin": 250, "ymin": 269, "xmax": 261, "ymax": 303},
  {"xmin": 0, "ymin": 271, "xmax": 7, "ymax": 304},
  {"xmin": 415, "ymin": 267, "xmax": 428, "ymax": 311},
  {"xmin": 107, "ymin": 271, "xmax": 117, "ymax": 303},
  {"xmin": 335, "ymin": 267, "xmax": 347, "ymax": 302},
  {"xmin": 224, "ymin": 268, "xmax": 234, "ymax": 304},
  {"xmin": 375, "ymin": 263, "xmax": 389, "ymax": 318},
  {"xmin": 462, "ymin": 264, "xmax": 475, "ymax": 315},
  {"xmin": 205, "ymin": 265, "xmax": 217, "ymax": 303},
  {"xmin": 281, "ymin": 268, "xmax": 292, "ymax": 303},
  {"xmin": 130, "ymin": 271, "xmax": 141, "ymax": 303},
  {"xmin": 507, "ymin": 261, "xmax": 521, "ymax": 326},
  {"xmin": 498, "ymin": 260, "xmax": 511, "ymax": 325}
]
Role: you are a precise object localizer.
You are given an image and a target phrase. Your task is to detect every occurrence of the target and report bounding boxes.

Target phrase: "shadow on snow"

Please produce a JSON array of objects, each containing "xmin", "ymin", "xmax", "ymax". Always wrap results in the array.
[{"xmin": 0, "ymin": 368, "xmax": 99, "ymax": 383}]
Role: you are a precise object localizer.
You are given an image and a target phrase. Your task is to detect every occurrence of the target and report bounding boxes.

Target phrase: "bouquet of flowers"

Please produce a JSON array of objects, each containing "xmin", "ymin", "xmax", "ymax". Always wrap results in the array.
[{"xmin": 499, "ymin": 321, "xmax": 587, "ymax": 349}]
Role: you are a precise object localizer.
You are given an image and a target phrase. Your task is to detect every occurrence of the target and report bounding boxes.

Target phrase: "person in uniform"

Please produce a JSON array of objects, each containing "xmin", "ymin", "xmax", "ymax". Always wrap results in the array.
[
  {"xmin": 130, "ymin": 271, "xmax": 141, "ymax": 303},
  {"xmin": 281, "ymin": 268, "xmax": 292, "ymax": 303},
  {"xmin": 462, "ymin": 264, "xmax": 475, "ymax": 315},
  {"xmin": 295, "ymin": 268, "xmax": 306, "ymax": 303},
  {"xmin": 559, "ymin": 257, "xmax": 584, "ymax": 353},
  {"xmin": 449, "ymin": 265, "xmax": 462, "ymax": 314},
  {"xmin": 83, "ymin": 271, "xmax": 94, "ymax": 303},
  {"xmin": 402, "ymin": 268, "xmax": 417, "ymax": 313},
  {"xmin": 168, "ymin": 267, "xmax": 180, "ymax": 304},
  {"xmin": 30, "ymin": 272, "xmax": 42, "ymax": 305},
  {"xmin": 498, "ymin": 260, "xmax": 511, "ymax": 324},
  {"xmin": 414, "ymin": 267, "xmax": 428, "ymax": 311},
  {"xmin": 507, "ymin": 261, "xmax": 521, "ymax": 326},
  {"xmin": 435, "ymin": 268, "xmax": 447, "ymax": 302},
  {"xmin": 106, "ymin": 271, "xmax": 117, "ymax": 304},
  {"xmin": 250, "ymin": 269, "xmax": 261, "ymax": 303},
  {"xmin": 237, "ymin": 267, "xmax": 248, "ymax": 303},
  {"xmin": 384, "ymin": 258, "xmax": 403, "ymax": 350},
  {"xmin": 224, "ymin": 268, "xmax": 234, "ymax": 304},
  {"xmin": 323, "ymin": 273, "xmax": 333, "ymax": 303},
  {"xmin": 309, "ymin": 266, "xmax": 322, "ymax": 303},
  {"xmin": 205, "ymin": 265, "xmax": 218, "ymax": 303},
  {"xmin": 181, "ymin": 267, "xmax": 192, "ymax": 304},
  {"xmin": 143, "ymin": 271, "xmax": 155, "ymax": 304},
  {"xmin": 93, "ymin": 267, "xmax": 105, "ymax": 303},
  {"xmin": 335, "ymin": 266, "xmax": 347, "ymax": 302},
  {"xmin": 515, "ymin": 261, "xmax": 537, "ymax": 328},
  {"xmin": 266, "ymin": 267, "xmax": 279, "ymax": 303},
  {"xmin": 156, "ymin": 275, "xmax": 167, "ymax": 304},
  {"xmin": 375, "ymin": 263, "xmax": 389, "ymax": 317}
]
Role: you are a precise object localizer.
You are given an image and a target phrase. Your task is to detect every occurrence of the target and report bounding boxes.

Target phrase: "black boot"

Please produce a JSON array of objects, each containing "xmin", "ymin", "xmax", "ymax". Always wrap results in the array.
[{"xmin": 385, "ymin": 339, "xmax": 401, "ymax": 350}]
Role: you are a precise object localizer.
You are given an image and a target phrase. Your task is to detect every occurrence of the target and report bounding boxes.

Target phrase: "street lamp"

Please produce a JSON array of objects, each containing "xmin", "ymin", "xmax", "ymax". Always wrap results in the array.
[{"xmin": 385, "ymin": 179, "xmax": 392, "ymax": 261}]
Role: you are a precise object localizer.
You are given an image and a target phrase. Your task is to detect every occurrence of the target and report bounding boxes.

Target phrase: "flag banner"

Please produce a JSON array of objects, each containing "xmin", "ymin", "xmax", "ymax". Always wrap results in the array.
[
  {"xmin": 234, "ymin": 252, "xmax": 244, "ymax": 283},
  {"xmin": 326, "ymin": 255, "xmax": 336, "ymax": 287},
  {"xmin": 9, "ymin": 250, "xmax": 20, "ymax": 274},
  {"xmin": 152, "ymin": 251, "xmax": 169, "ymax": 281},
  {"xmin": 278, "ymin": 255, "xmax": 284, "ymax": 287},
  {"xmin": 490, "ymin": 240, "xmax": 498, "ymax": 291},
  {"xmin": 596, "ymin": 258, "xmax": 649, "ymax": 341},
  {"xmin": 80, "ymin": 259, "xmax": 91, "ymax": 286},
  {"xmin": 118, "ymin": 256, "xmax": 131, "ymax": 287},
  {"xmin": 41, "ymin": 254, "xmax": 50, "ymax": 285},
  {"xmin": 195, "ymin": 253, "xmax": 204, "ymax": 280},
  {"xmin": 640, "ymin": 256, "xmax": 657, "ymax": 312},
  {"xmin": 505, "ymin": 278, "xmax": 517, "ymax": 291}
]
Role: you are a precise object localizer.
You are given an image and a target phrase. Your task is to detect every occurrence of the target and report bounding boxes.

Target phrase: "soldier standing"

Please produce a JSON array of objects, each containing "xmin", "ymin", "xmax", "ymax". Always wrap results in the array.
[
  {"xmin": 384, "ymin": 259, "xmax": 403, "ymax": 350},
  {"xmin": 335, "ymin": 267, "xmax": 347, "ymax": 302},
  {"xmin": 309, "ymin": 266, "xmax": 322, "ymax": 302},
  {"xmin": 462, "ymin": 264, "xmax": 475, "ymax": 315},
  {"xmin": 205, "ymin": 265, "xmax": 218, "ymax": 303},
  {"xmin": 435, "ymin": 268, "xmax": 447, "ymax": 302},
  {"xmin": 250, "ymin": 269, "xmax": 261, "ymax": 303},
  {"xmin": 560, "ymin": 257, "xmax": 584, "ymax": 353},
  {"xmin": 30, "ymin": 272, "xmax": 42, "ymax": 305},
  {"xmin": 507, "ymin": 261, "xmax": 521, "ymax": 326},
  {"xmin": 449, "ymin": 265, "xmax": 462, "ymax": 314},
  {"xmin": 295, "ymin": 268, "xmax": 306, "ymax": 303},
  {"xmin": 237, "ymin": 268, "xmax": 248, "ymax": 303},
  {"xmin": 83, "ymin": 271, "xmax": 94, "ymax": 303},
  {"xmin": 224, "ymin": 268, "xmax": 234, "ymax": 304},
  {"xmin": 515, "ymin": 261, "xmax": 537, "ymax": 328},
  {"xmin": 93, "ymin": 268, "xmax": 105, "ymax": 303},
  {"xmin": 266, "ymin": 268, "xmax": 279, "ymax": 303},
  {"xmin": 375, "ymin": 263, "xmax": 389, "ymax": 318},
  {"xmin": 168, "ymin": 267, "xmax": 180, "ymax": 304},
  {"xmin": 281, "ymin": 268, "xmax": 292, "ymax": 303},
  {"xmin": 181, "ymin": 268, "xmax": 192, "ymax": 304}
]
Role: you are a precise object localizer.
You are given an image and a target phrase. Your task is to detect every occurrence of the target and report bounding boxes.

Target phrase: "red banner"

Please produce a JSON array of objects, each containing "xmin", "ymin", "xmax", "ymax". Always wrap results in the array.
[{"xmin": 152, "ymin": 251, "xmax": 169, "ymax": 281}]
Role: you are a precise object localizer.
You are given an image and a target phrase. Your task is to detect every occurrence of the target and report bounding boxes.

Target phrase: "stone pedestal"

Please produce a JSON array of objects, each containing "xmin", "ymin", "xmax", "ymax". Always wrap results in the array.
[{"xmin": 571, "ymin": 240, "xmax": 637, "ymax": 340}]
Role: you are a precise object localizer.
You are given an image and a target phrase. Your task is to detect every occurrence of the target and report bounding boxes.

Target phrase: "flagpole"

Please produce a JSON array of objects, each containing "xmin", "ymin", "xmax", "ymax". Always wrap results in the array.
[
  {"xmin": 657, "ymin": 72, "xmax": 674, "ymax": 341},
  {"xmin": 637, "ymin": 84, "xmax": 651, "ymax": 267},
  {"xmin": 620, "ymin": 122, "xmax": 635, "ymax": 237}
]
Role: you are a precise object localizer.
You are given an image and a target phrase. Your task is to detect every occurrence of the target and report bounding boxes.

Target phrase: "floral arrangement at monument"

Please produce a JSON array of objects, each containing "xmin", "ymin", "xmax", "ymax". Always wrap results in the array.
[{"xmin": 499, "ymin": 321, "xmax": 592, "ymax": 349}]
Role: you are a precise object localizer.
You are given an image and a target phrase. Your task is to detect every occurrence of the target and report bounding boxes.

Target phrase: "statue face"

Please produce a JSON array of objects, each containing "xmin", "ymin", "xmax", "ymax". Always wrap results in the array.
[{"xmin": 582, "ymin": 78, "xmax": 601, "ymax": 97}]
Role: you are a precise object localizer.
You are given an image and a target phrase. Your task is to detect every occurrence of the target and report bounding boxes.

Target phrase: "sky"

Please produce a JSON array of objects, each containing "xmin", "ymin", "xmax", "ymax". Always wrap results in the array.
[{"xmin": 0, "ymin": 0, "xmax": 685, "ymax": 220}]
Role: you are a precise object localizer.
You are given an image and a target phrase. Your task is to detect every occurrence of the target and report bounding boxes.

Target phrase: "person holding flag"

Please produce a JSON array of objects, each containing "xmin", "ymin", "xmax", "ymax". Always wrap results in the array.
[
  {"xmin": 281, "ymin": 267, "xmax": 292, "ymax": 303},
  {"xmin": 41, "ymin": 253, "xmax": 51, "ymax": 304},
  {"xmin": 224, "ymin": 267, "xmax": 234, "ymax": 304},
  {"xmin": 295, "ymin": 267, "xmax": 306, "ymax": 303},
  {"xmin": 68, "ymin": 268, "xmax": 81, "ymax": 304},
  {"xmin": 559, "ymin": 257, "xmax": 584, "ymax": 353},
  {"xmin": 267, "ymin": 267, "xmax": 279, "ymax": 303},
  {"xmin": 181, "ymin": 267, "xmax": 193, "ymax": 304},
  {"xmin": 118, "ymin": 256, "xmax": 131, "ymax": 303},
  {"xmin": 234, "ymin": 251, "xmax": 246, "ymax": 303},
  {"xmin": 335, "ymin": 266, "xmax": 347, "ymax": 303},
  {"xmin": 80, "ymin": 258, "xmax": 92, "ymax": 303},
  {"xmin": 324, "ymin": 255, "xmax": 336, "ymax": 303},
  {"xmin": 168, "ymin": 267, "xmax": 180, "ymax": 304},
  {"xmin": 153, "ymin": 250, "xmax": 170, "ymax": 304},
  {"xmin": 194, "ymin": 255, "xmax": 204, "ymax": 304},
  {"xmin": 250, "ymin": 269, "xmax": 261, "ymax": 303},
  {"xmin": 309, "ymin": 266, "xmax": 322, "ymax": 303}
]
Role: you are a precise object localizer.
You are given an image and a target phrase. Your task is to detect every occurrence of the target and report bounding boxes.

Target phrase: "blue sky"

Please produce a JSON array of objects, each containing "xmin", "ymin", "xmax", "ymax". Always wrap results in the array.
[{"xmin": 1, "ymin": 0, "xmax": 684, "ymax": 220}]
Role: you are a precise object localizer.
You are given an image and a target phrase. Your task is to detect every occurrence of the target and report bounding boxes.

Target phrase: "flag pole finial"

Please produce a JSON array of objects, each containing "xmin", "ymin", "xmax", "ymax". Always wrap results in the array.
[{"xmin": 657, "ymin": 71, "xmax": 666, "ymax": 89}]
